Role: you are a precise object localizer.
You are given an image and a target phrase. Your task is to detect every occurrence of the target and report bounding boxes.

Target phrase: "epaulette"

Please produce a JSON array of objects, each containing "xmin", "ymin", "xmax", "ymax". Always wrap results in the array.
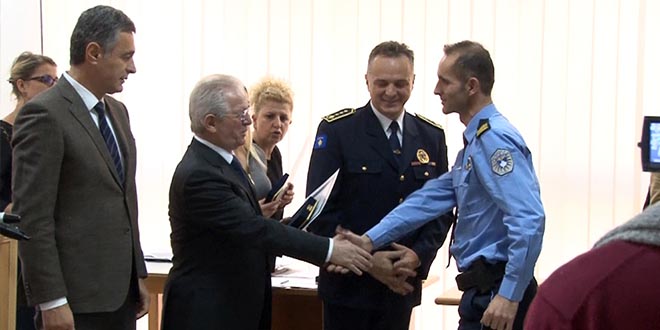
[
  {"xmin": 323, "ymin": 108, "xmax": 356, "ymax": 123},
  {"xmin": 414, "ymin": 113, "xmax": 443, "ymax": 130},
  {"xmin": 476, "ymin": 119, "xmax": 490, "ymax": 138}
]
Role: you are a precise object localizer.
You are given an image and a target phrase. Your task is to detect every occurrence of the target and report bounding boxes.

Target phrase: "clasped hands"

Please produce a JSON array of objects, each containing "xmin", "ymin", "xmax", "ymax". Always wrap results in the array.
[{"xmin": 327, "ymin": 226, "xmax": 420, "ymax": 296}]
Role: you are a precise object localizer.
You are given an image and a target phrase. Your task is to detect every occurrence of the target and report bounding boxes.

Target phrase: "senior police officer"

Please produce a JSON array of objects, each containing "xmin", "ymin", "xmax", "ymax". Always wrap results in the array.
[
  {"xmin": 342, "ymin": 40, "xmax": 545, "ymax": 330},
  {"xmin": 306, "ymin": 41, "xmax": 454, "ymax": 330}
]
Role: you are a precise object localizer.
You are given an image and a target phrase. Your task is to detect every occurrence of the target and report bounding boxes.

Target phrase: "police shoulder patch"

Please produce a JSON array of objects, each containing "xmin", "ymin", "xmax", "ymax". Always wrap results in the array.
[
  {"xmin": 490, "ymin": 149, "xmax": 514, "ymax": 176},
  {"xmin": 323, "ymin": 108, "xmax": 356, "ymax": 123},
  {"xmin": 476, "ymin": 119, "xmax": 490, "ymax": 138},
  {"xmin": 414, "ymin": 113, "xmax": 443, "ymax": 130},
  {"xmin": 313, "ymin": 134, "xmax": 328, "ymax": 150}
]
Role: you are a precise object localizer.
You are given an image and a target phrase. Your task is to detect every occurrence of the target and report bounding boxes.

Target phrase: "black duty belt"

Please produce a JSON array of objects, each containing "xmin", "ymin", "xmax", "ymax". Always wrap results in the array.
[{"xmin": 455, "ymin": 257, "xmax": 506, "ymax": 294}]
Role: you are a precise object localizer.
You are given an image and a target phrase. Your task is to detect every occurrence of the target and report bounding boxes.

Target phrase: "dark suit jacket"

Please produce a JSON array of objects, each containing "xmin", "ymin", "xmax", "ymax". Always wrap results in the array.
[
  {"xmin": 307, "ymin": 102, "xmax": 454, "ymax": 310},
  {"xmin": 161, "ymin": 139, "xmax": 329, "ymax": 330},
  {"xmin": 12, "ymin": 75, "xmax": 146, "ymax": 313}
]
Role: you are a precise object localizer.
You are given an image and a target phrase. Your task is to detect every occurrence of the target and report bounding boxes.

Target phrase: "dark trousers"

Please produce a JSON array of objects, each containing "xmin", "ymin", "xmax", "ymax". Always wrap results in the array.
[
  {"xmin": 35, "ymin": 296, "xmax": 136, "ymax": 330},
  {"xmin": 16, "ymin": 305, "xmax": 36, "ymax": 330},
  {"xmin": 35, "ymin": 272, "xmax": 138, "ymax": 330},
  {"xmin": 457, "ymin": 277, "xmax": 537, "ymax": 330},
  {"xmin": 322, "ymin": 301, "xmax": 413, "ymax": 330}
]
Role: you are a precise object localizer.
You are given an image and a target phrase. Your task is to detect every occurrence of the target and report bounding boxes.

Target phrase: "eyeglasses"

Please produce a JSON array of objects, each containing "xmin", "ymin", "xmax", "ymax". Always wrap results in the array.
[
  {"xmin": 226, "ymin": 108, "xmax": 251, "ymax": 123},
  {"xmin": 26, "ymin": 75, "xmax": 58, "ymax": 87}
]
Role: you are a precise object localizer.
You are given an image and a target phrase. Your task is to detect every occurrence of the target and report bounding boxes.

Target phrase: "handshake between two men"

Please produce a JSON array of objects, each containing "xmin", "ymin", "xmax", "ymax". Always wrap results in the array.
[{"xmin": 326, "ymin": 225, "xmax": 420, "ymax": 296}]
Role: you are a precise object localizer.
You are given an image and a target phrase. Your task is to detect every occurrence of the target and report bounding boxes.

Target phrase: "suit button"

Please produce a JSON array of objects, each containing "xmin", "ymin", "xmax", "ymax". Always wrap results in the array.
[
  {"xmin": 362, "ymin": 166, "xmax": 367, "ymax": 171},
  {"xmin": 399, "ymin": 175, "xmax": 405, "ymax": 181},
  {"xmin": 399, "ymin": 198, "xmax": 404, "ymax": 203},
  {"xmin": 424, "ymin": 171, "xmax": 429, "ymax": 177}
]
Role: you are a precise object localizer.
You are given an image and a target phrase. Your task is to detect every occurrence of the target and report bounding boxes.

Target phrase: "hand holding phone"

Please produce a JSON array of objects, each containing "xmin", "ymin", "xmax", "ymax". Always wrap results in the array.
[{"xmin": 265, "ymin": 173, "xmax": 289, "ymax": 203}]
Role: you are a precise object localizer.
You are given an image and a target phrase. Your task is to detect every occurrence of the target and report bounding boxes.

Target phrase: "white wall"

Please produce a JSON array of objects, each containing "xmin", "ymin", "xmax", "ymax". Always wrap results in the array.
[{"xmin": 2, "ymin": 0, "xmax": 658, "ymax": 329}]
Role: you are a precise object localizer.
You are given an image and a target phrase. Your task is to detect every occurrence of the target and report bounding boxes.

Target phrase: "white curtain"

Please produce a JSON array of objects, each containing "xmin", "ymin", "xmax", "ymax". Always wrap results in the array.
[{"xmin": 1, "ymin": 0, "xmax": 657, "ymax": 328}]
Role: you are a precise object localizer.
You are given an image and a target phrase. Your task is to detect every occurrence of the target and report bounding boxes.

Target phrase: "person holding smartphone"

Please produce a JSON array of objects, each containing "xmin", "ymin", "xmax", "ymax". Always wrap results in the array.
[{"xmin": 236, "ymin": 77, "xmax": 295, "ymax": 219}]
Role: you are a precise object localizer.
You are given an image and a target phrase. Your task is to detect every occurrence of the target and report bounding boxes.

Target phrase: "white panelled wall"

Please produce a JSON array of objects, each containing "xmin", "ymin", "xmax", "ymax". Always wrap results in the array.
[{"xmin": 2, "ymin": 0, "xmax": 658, "ymax": 329}]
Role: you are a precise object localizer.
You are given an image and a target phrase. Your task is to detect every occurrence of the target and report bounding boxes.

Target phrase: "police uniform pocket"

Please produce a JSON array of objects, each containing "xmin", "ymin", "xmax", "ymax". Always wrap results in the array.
[
  {"xmin": 452, "ymin": 168, "xmax": 471, "ymax": 212},
  {"xmin": 346, "ymin": 159, "xmax": 383, "ymax": 174},
  {"xmin": 412, "ymin": 164, "xmax": 437, "ymax": 180}
]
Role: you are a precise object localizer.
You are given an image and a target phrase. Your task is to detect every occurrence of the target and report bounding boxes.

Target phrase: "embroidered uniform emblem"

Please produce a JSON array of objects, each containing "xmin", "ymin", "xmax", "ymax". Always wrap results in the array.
[
  {"xmin": 416, "ymin": 149, "xmax": 430, "ymax": 164},
  {"xmin": 323, "ymin": 108, "xmax": 356, "ymax": 122},
  {"xmin": 314, "ymin": 134, "xmax": 328, "ymax": 149},
  {"xmin": 491, "ymin": 149, "xmax": 514, "ymax": 176}
]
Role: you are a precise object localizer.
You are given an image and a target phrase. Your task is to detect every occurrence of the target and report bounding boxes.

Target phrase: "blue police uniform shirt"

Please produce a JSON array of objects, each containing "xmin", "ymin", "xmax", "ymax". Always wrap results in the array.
[{"xmin": 366, "ymin": 103, "xmax": 545, "ymax": 302}]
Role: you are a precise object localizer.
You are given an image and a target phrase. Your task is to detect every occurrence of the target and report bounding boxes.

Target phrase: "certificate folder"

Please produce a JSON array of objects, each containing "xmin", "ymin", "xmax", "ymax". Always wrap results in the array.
[
  {"xmin": 288, "ymin": 197, "xmax": 318, "ymax": 229},
  {"xmin": 288, "ymin": 169, "xmax": 339, "ymax": 231}
]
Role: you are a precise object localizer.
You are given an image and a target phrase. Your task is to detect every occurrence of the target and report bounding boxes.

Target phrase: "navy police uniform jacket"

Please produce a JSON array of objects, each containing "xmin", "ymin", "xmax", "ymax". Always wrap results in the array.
[{"xmin": 306, "ymin": 102, "xmax": 454, "ymax": 309}]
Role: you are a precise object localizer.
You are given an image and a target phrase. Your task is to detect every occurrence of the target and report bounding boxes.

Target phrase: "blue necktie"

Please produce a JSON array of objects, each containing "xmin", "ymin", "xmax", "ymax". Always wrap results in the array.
[
  {"xmin": 229, "ymin": 156, "xmax": 250, "ymax": 188},
  {"xmin": 94, "ymin": 102, "xmax": 124, "ymax": 184},
  {"xmin": 389, "ymin": 121, "xmax": 402, "ymax": 168}
]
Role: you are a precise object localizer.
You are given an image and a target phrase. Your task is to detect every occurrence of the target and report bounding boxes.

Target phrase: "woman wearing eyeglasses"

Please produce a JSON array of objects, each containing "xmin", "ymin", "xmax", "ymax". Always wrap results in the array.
[{"xmin": 2, "ymin": 51, "xmax": 57, "ymax": 330}]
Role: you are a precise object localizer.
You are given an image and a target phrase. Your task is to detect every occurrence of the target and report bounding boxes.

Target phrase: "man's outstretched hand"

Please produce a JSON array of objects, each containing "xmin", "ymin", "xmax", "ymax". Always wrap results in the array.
[
  {"xmin": 369, "ymin": 243, "xmax": 418, "ymax": 295},
  {"xmin": 329, "ymin": 233, "xmax": 372, "ymax": 275}
]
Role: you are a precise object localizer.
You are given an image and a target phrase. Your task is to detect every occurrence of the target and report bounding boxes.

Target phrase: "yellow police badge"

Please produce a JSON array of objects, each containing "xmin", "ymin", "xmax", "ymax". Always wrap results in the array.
[{"xmin": 416, "ymin": 149, "xmax": 430, "ymax": 164}]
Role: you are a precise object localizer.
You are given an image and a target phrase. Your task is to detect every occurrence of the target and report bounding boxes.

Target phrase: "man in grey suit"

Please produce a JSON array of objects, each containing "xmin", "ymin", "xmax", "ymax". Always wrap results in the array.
[
  {"xmin": 161, "ymin": 74, "xmax": 372, "ymax": 330},
  {"xmin": 12, "ymin": 6, "xmax": 148, "ymax": 330}
]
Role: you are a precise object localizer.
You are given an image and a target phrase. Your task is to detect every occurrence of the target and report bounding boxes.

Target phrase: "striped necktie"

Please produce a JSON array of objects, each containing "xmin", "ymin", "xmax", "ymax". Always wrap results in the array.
[{"xmin": 94, "ymin": 102, "xmax": 124, "ymax": 184}]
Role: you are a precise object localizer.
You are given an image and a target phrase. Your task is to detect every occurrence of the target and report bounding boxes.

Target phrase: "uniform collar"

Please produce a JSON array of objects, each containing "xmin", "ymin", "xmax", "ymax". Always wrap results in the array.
[
  {"xmin": 369, "ymin": 100, "xmax": 405, "ymax": 135},
  {"xmin": 463, "ymin": 103, "xmax": 498, "ymax": 145}
]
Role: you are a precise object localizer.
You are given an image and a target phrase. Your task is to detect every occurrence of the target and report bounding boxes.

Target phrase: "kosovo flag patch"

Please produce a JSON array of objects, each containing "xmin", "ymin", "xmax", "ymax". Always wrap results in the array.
[{"xmin": 314, "ymin": 134, "xmax": 327, "ymax": 149}]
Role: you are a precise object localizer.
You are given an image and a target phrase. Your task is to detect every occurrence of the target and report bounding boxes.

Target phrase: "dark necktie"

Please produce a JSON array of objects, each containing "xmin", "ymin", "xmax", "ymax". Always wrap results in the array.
[
  {"xmin": 94, "ymin": 102, "xmax": 124, "ymax": 184},
  {"xmin": 389, "ymin": 121, "xmax": 402, "ymax": 168},
  {"xmin": 229, "ymin": 156, "xmax": 250, "ymax": 188}
]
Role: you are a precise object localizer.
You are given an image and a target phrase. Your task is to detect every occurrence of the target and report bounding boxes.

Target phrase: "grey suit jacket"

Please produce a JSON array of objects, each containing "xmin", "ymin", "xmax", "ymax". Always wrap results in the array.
[{"xmin": 12, "ymin": 75, "xmax": 147, "ymax": 313}]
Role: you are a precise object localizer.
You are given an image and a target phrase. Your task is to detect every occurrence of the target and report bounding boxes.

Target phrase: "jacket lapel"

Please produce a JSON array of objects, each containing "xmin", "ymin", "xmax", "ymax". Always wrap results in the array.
[
  {"xmin": 362, "ymin": 104, "xmax": 399, "ymax": 171},
  {"xmin": 401, "ymin": 114, "xmax": 420, "ymax": 172},
  {"xmin": 58, "ymin": 77, "xmax": 124, "ymax": 187},
  {"xmin": 191, "ymin": 139, "xmax": 260, "ymax": 211}
]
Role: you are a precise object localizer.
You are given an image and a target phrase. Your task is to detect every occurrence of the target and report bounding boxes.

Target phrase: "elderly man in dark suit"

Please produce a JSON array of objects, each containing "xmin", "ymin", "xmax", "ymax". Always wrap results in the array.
[
  {"xmin": 160, "ymin": 74, "xmax": 372, "ymax": 330},
  {"xmin": 12, "ymin": 6, "xmax": 148, "ymax": 330},
  {"xmin": 306, "ymin": 41, "xmax": 454, "ymax": 330}
]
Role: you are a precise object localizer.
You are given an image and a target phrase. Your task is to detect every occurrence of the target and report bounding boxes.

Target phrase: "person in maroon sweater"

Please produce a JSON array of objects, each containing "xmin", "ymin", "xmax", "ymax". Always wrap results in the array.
[{"xmin": 525, "ymin": 203, "xmax": 660, "ymax": 329}]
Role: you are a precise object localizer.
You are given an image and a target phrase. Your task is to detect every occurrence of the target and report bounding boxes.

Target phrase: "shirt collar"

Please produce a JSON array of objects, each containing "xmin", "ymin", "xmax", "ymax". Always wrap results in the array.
[
  {"xmin": 370, "ymin": 100, "xmax": 405, "ymax": 134},
  {"xmin": 193, "ymin": 135, "xmax": 234, "ymax": 164},
  {"xmin": 463, "ymin": 103, "xmax": 498, "ymax": 144},
  {"xmin": 62, "ymin": 71, "xmax": 103, "ymax": 112}
]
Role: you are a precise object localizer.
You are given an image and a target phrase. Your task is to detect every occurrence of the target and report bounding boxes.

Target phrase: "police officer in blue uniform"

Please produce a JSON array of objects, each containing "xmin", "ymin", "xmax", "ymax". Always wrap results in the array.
[
  {"xmin": 306, "ymin": 41, "xmax": 454, "ymax": 330},
  {"xmin": 357, "ymin": 41, "xmax": 546, "ymax": 330}
]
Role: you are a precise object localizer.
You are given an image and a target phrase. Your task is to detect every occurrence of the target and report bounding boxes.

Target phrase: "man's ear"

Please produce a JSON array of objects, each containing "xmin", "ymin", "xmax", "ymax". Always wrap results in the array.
[
  {"xmin": 203, "ymin": 114, "xmax": 217, "ymax": 133},
  {"xmin": 466, "ymin": 77, "xmax": 480, "ymax": 96},
  {"xmin": 86, "ymin": 42, "xmax": 103, "ymax": 63}
]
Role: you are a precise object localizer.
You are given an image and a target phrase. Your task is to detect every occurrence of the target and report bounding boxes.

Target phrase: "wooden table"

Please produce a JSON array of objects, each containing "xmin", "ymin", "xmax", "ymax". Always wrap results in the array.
[
  {"xmin": 0, "ymin": 236, "xmax": 18, "ymax": 330},
  {"xmin": 144, "ymin": 258, "xmax": 322, "ymax": 330},
  {"xmin": 435, "ymin": 286, "xmax": 461, "ymax": 306}
]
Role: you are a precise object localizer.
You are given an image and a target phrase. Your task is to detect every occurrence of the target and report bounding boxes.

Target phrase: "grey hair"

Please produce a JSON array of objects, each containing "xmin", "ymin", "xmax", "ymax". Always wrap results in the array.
[{"xmin": 189, "ymin": 74, "xmax": 244, "ymax": 134}]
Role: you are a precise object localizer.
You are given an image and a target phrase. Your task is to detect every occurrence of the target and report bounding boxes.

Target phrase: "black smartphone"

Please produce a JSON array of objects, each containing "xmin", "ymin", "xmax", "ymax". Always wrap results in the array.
[{"xmin": 265, "ymin": 173, "xmax": 289, "ymax": 202}]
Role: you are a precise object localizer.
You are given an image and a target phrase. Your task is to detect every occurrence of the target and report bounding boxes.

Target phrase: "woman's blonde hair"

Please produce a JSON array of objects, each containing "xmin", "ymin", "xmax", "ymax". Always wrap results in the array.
[
  {"xmin": 249, "ymin": 77, "xmax": 294, "ymax": 114},
  {"xmin": 7, "ymin": 51, "xmax": 56, "ymax": 99}
]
